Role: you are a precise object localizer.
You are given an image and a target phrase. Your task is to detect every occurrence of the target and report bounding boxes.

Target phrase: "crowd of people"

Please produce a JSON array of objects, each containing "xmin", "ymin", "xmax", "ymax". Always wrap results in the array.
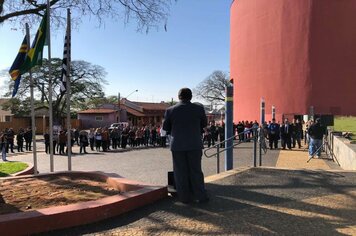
[
  {"xmin": 43, "ymin": 124, "xmax": 171, "ymax": 155},
  {"xmin": 0, "ymin": 117, "xmax": 325, "ymax": 161},
  {"xmin": 203, "ymin": 118, "xmax": 323, "ymax": 152},
  {"xmin": 0, "ymin": 127, "xmax": 33, "ymax": 161}
]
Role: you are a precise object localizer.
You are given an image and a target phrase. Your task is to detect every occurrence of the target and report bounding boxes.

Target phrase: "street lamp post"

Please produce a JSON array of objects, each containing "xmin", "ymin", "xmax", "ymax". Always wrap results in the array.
[
  {"xmin": 125, "ymin": 89, "xmax": 139, "ymax": 99},
  {"xmin": 117, "ymin": 90, "xmax": 138, "ymax": 123}
]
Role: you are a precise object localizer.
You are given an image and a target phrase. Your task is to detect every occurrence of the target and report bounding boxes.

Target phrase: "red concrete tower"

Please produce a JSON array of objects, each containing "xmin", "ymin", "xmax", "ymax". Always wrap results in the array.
[{"xmin": 231, "ymin": 0, "xmax": 356, "ymax": 122}]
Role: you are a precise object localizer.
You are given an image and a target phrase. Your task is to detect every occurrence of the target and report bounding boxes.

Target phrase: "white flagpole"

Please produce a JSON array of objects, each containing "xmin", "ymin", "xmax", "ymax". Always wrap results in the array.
[
  {"xmin": 47, "ymin": 0, "xmax": 54, "ymax": 172},
  {"xmin": 25, "ymin": 23, "xmax": 38, "ymax": 175},
  {"xmin": 66, "ymin": 8, "xmax": 72, "ymax": 171}
]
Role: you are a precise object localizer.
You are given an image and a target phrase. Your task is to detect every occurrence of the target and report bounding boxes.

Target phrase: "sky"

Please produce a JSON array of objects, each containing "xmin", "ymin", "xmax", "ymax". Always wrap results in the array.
[{"xmin": 0, "ymin": 0, "xmax": 231, "ymax": 103}]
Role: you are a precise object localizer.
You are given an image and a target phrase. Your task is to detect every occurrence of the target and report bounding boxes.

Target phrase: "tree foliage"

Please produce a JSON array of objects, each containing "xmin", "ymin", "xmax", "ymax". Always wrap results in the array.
[
  {"xmin": 0, "ymin": 0, "xmax": 174, "ymax": 32},
  {"xmin": 1, "ymin": 58, "xmax": 107, "ymax": 121},
  {"xmin": 194, "ymin": 70, "xmax": 231, "ymax": 105}
]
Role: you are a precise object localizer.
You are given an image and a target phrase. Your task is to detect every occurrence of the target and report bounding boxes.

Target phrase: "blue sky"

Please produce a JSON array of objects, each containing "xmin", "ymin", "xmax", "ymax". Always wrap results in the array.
[{"xmin": 0, "ymin": 0, "xmax": 231, "ymax": 102}]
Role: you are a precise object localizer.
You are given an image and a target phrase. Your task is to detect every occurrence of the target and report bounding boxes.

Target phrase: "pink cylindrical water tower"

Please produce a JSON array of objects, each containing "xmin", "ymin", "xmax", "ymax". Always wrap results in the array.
[{"xmin": 231, "ymin": 0, "xmax": 356, "ymax": 122}]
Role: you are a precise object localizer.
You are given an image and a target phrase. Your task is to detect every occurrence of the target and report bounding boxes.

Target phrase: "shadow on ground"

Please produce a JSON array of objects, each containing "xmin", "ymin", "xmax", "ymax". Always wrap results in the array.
[{"xmin": 38, "ymin": 168, "xmax": 356, "ymax": 235}]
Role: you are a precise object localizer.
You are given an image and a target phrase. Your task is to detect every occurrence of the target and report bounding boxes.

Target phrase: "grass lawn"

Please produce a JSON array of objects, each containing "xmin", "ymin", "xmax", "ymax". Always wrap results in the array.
[
  {"xmin": 333, "ymin": 116, "xmax": 356, "ymax": 140},
  {"xmin": 0, "ymin": 162, "xmax": 28, "ymax": 177}
]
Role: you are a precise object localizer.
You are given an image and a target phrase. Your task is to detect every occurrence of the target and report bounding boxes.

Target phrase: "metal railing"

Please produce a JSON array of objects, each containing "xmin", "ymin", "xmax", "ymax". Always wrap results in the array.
[{"xmin": 204, "ymin": 127, "xmax": 268, "ymax": 173}]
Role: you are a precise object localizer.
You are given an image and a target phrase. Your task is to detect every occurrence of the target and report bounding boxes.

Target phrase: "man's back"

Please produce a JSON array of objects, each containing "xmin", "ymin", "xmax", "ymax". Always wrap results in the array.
[
  {"xmin": 308, "ymin": 123, "xmax": 325, "ymax": 139},
  {"xmin": 163, "ymin": 101, "xmax": 207, "ymax": 151}
]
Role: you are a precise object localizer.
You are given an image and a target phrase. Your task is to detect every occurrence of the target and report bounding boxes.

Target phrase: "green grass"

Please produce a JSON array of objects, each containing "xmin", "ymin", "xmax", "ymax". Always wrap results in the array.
[
  {"xmin": 0, "ymin": 162, "xmax": 28, "ymax": 177},
  {"xmin": 333, "ymin": 116, "xmax": 356, "ymax": 140}
]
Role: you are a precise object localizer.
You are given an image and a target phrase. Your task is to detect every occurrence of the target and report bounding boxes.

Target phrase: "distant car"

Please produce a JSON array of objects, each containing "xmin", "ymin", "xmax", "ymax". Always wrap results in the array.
[{"xmin": 108, "ymin": 122, "xmax": 129, "ymax": 130}]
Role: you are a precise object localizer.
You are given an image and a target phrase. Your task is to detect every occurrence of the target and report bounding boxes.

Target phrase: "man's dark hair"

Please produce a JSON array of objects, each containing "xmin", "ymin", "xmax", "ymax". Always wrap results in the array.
[{"xmin": 178, "ymin": 88, "xmax": 192, "ymax": 101}]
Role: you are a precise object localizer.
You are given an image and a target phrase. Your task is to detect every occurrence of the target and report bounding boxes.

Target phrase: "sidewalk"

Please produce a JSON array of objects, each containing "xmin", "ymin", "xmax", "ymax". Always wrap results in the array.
[
  {"xmin": 45, "ymin": 167, "xmax": 356, "ymax": 235},
  {"xmin": 275, "ymin": 143, "xmax": 342, "ymax": 170}
]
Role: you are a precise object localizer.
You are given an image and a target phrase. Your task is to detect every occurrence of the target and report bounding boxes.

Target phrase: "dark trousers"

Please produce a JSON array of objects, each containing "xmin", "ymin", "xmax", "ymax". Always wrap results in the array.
[
  {"xmin": 25, "ymin": 141, "xmax": 32, "ymax": 151},
  {"xmin": 7, "ymin": 140, "xmax": 14, "ymax": 153},
  {"xmin": 281, "ymin": 136, "xmax": 291, "ymax": 149},
  {"xmin": 172, "ymin": 150, "xmax": 207, "ymax": 202},
  {"xmin": 17, "ymin": 141, "xmax": 24, "ymax": 152},
  {"xmin": 269, "ymin": 134, "xmax": 278, "ymax": 149},
  {"xmin": 45, "ymin": 142, "xmax": 50, "ymax": 154},
  {"xmin": 89, "ymin": 138, "xmax": 95, "ymax": 151}
]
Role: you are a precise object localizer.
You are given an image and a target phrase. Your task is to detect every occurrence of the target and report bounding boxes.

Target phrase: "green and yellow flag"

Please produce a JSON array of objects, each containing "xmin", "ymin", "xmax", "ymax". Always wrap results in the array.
[{"xmin": 20, "ymin": 13, "xmax": 47, "ymax": 74}]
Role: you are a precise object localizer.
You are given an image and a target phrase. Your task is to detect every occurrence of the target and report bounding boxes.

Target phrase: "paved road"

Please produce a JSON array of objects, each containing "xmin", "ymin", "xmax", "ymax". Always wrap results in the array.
[{"xmin": 7, "ymin": 141, "xmax": 279, "ymax": 186}]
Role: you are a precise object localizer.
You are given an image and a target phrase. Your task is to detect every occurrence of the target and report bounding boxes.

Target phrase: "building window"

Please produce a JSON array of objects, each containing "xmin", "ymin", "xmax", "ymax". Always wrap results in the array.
[
  {"xmin": 5, "ymin": 116, "xmax": 11, "ymax": 122},
  {"xmin": 95, "ymin": 116, "xmax": 103, "ymax": 121}
]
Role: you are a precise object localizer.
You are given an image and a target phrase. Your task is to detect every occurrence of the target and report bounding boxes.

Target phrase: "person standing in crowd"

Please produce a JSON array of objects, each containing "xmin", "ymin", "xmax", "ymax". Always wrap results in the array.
[
  {"xmin": 95, "ymin": 128, "xmax": 103, "ymax": 151},
  {"xmin": 143, "ymin": 126, "xmax": 150, "ymax": 146},
  {"xmin": 88, "ymin": 128, "xmax": 95, "ymax": 151},
  {"xmin": 292, "ymin": 119, "xmax": 303, "ymax": 148},
  {"xmin": 58, "ymin": 130, "xmax": 66, "ymax": 155},
  {"xmin": 79, "ymin": 130, "xmax": 89, "ymax": 154},
  {"xmin": 268, "ymin": 118, "xmax": 280, "ymax": 149},
  {"xmin": 280, "ymin": 118, "xmax": 292, "ymax": 150},
  {"xmin": 151, "ymin": 126, "xmax": 157, "ymax": 147},
  {"xmin": 163, "ymin": 87, "xmax": 209, "ymax": 204},
  {"xmin": 305, "ymin": 120, "xmax": 313, "ymax": 145},
  {"xmin": 17, "ymin": 128, "xmax": 25, "ymax": 152},
  {"xmin": 101, "ymin": 128, "xmax": 109, "ymax": 151},
  {"xmin": 210, "ymin": 121, "xmax": 217, "ymax": 144},
  {"xmin": 308, "ymin": 118, "xmax": 326, "ymax": 158},
  {"xmin": 160, "ymin": 126, "xmax": 167, "ymax": 147},
  {"xmin": 111, "ymin": 127, "xmax": 119, "ymax": 149},
  {"xmin": 24, "ymin": 127, "xmax": 32, "ymax": 151},
  {"xmin": 217, "ymin": 122, "xmax": 225, "ymax": 148},
  {"xmin": 121, "ymin": 127, "xmax": 129, "ymax": 148},
  {"xmin": 6, "ymin": 128, "xmax": 15, "ymax": 153},
  {"xmin": 236, "ymin": 121, "xmax": 245, "ymax": 141},
  {"xmin": 0, "ymin": 131, "xmax": 8, "ymax": 161},
  {"xmin": 44, "ymin": 130, "xmax": 50, "ymax": 154},
  {"xmin": 74, "ymin": 129, "xmax": 80, "ymax": 146}
]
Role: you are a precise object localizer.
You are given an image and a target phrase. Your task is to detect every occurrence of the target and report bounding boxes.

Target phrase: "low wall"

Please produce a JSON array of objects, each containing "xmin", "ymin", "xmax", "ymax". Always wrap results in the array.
[{"xmin": 331, "ymin": 133, "xmax": 356, "ymax": 170}]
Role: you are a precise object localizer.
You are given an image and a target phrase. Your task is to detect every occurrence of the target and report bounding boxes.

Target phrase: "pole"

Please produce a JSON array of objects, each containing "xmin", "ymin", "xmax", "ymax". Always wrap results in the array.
[
  {"xmin": 259, "ymin": 98, "xmax": 265, "ymax": 166},
  {"xmin": 118, "ymin": 92, "xmax": 121, "ymax": 122},
  {"xmin": 42, "ymin": 115, "xmax": 45, "ymax": 134},
  {"xmin": 272, "ymin": 105, "xmax": 275, "ymax": 120},
  {"xmin": 47, "ymin": 0, "xmax": 54, "ymax": 172},
  {"xmin": 65, "ymin": 8, "xmax": 72, "ymax": 171},
  {"xmin": 224, "ymin": 86, "xmax": 233, "ymax": 171},
  {"xmin": 253, "ymin": 131, "xmax": 257, "ymax": 167},
  {"xmin": 309, "ymin": 106, "xmax": 314, "ymax": 121},
  {"xmin": 216, "ymin": 146, "xmax": 220, "ymax": 174},
  {"xmin": 26, "ymin": 24, "xmax": 38, "ymax": 175}
]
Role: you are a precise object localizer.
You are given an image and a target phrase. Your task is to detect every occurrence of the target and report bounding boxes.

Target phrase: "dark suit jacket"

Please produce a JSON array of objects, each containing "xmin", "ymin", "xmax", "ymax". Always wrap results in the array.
[
  {"xmin": 280, "ymin": 124, "xmax": 292, "ymax": 138},
  {"xmin": 163, "ymin": 101, "xmax": 207, "ymax": 151}
]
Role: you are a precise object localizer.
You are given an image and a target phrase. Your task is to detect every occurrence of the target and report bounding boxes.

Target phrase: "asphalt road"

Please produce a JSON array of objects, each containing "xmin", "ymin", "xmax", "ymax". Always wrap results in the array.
[{"xmin": 7, "ymin": 141, "xmax": 279, "ymax": 186}]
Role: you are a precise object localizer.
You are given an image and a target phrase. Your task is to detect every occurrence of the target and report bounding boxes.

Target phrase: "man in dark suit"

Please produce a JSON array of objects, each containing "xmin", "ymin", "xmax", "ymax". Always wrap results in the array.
[
  {"xmin": 280, "ymin": 118, "xmax": 292, "ymax": 149},
  {"xmin": 163, "ymin": 88, "xmax": 209, "ymax": 204}
]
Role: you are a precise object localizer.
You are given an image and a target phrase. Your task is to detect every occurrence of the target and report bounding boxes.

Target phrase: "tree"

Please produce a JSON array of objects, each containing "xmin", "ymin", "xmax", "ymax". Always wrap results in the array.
[
  {"xmin": 194, "ymin": 70, "xmax": 231, "ymax": 105},
  {"xmin": 1, "ymin": 58, "xmax": 108, "ymax": 122},
  {"xmin": 0, "ymin": 0, "xmax": 174, "ymax": 32}
]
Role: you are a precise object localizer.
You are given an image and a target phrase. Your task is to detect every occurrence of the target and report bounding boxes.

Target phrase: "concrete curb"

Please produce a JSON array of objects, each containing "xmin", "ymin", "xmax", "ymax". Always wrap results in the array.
[
  {"xmin": 205, "ymin": 167, "xmax": 252, "ymax": 183},
  {"xmin": 12, "ymin": 162, "xmax": 34, "ymax": 176}
]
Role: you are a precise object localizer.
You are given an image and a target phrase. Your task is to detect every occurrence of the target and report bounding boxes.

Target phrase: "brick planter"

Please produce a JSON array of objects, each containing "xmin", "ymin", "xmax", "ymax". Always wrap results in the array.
[{"xmin": 0, "ymin": 171, "xmax": 167, "ymax": 235}]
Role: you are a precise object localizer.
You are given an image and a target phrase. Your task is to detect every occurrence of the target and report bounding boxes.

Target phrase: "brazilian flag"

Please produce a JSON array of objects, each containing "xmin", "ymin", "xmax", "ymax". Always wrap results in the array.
[
  {"xmin": 9, "ymin": 36, "xmax": 28, "ymax": 97},
  {"xmin": 20, "ymin": 13, "xmax": 48, "ymax": 74}
]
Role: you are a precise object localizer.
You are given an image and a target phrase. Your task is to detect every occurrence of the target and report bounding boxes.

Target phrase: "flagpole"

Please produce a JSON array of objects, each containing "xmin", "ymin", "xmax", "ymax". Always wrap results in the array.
[
  {"xmin": 66, "ymin": 8, "xmax": 72, "ymax": 171},
  {"xmin": 47, "ymin": 0, "xmax": 54, "ymax": 172},
  {"xmin": 26, "ymin": 23, "xmax": 38, "ymax": 175}
]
